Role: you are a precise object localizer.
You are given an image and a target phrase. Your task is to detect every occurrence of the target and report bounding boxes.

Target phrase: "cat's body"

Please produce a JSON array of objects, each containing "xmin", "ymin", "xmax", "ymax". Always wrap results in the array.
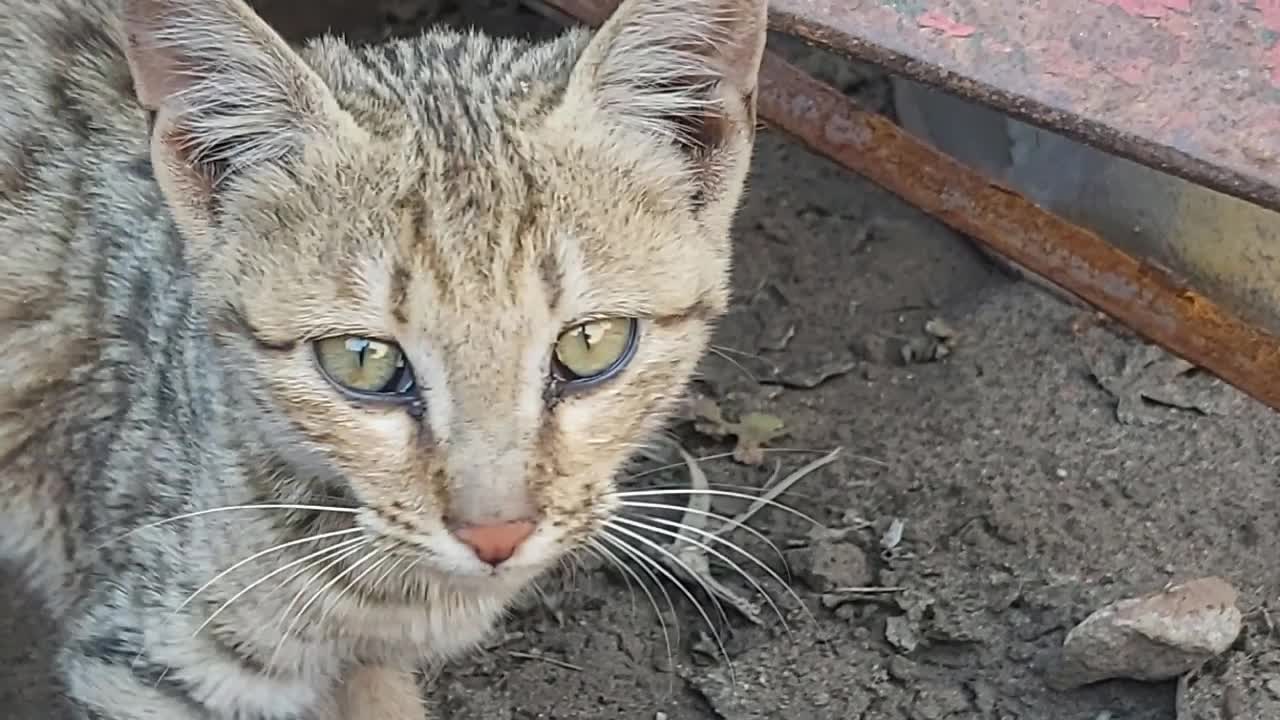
[{"xmin": 0, "ymin": 0, "xmax": 766, "ymax": 718}]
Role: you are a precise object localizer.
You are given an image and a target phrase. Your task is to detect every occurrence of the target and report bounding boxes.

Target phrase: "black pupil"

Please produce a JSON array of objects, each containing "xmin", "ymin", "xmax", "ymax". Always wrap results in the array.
[{"xmin": 353, "ymin": 341, "xmax": 414, "ymax": 395}]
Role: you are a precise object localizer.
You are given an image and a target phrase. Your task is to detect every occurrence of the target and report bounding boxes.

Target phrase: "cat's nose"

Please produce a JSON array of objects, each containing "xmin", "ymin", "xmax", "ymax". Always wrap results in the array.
[{"xmin": 452, "ymin": 520, "xmax": 535, "ymax": 566}]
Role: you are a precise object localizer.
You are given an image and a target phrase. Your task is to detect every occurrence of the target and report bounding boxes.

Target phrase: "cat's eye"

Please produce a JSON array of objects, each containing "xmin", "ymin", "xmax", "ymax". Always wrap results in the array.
[
  {"xmin": 314, "ymin": 335, "xmax": 417, "ymax": 399},
  {"xmin": 552, "ymin": 318, "xmax": 639, "ymax": 387}
]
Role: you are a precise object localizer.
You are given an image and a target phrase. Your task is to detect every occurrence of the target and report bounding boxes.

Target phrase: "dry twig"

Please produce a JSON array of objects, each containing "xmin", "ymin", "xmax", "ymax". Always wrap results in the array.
[
  {"xmin": 711, "ymin": 447, "xmax": 843, "ymax": 540},
  {"xmin": 669, "ymin": 445, "xmax": 765, "ymax": 625},
  {"xmin": 507, "ymin": 650, "xmax": 584, "ymax": 673},
  {"xmin": 652, "ymin": 445, "xmax": 843, "ymax": 626}
]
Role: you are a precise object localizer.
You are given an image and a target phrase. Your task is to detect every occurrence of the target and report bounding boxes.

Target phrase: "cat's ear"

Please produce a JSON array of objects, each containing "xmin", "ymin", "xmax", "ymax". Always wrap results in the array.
[
  {"xmin": 122, "ymin": 0, "xmax": 344, "ymax": 221},
  {"xmin": 567, "ymin": 0, "xmax": 769, "ymax": 206}
]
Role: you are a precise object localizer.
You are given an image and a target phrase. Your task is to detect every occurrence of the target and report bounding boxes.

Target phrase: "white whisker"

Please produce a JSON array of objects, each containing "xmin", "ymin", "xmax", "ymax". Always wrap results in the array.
[
  {"xmin": 614, "ymin": 489, "xmax": 821, "ymax": 527},
  {"xmin": 625, "ymin": 449, "xmax": 840, "ymax": 480},
  {"xmin": 602, "ymin": 525, "xmax": 729, "ymax": 628},
  {"xmin": 265, "ymin": 541, "xmax": 369, "ymax": 676},
  {"xmin": 369, "ymin": 554, "xmax": 411, "ymax": 595},
  {"xmin": 131, "ymin": 527, "xmax": 364, "ymax": 680},
  {"xmin": 190, "ymin": 536, "xmax": 366, "ymax": 640},
  {"xmin": 269, "ymin": 545, "xmax": 381, "ymax": 673},
  {"xmin": 585, "ymin": 539, "xmax": 675, "ymax": 689},
  {"xmin": 558, "ymin": 554, "xmax": 583, "ymax": 592},
  {"xmin": 593, "ymin": 535, "xmax": 683, "ymax": 651},
  {"xmin": 529, "ymin": 579, "xmax": 553, "ymax": 611},
  {"xmin": 94, "ymin": 504, "xmax": 360, "ymax": 549},
  {"xmin": 397, "ymin": 556, "xmax": 421, "ymax": 582},
  {"xmin": 172, "ymin": 527, "xmax": 365, "ymax": 619},
  {"xmin": 708, "ymin": 347, "xmax": 758, "ymax": 383},
  {"xmin": 612, "ymin": 515, "xmax": 809, "ymax": 633},
  {"xmin": 262, "ymin": 539, "xmax": 364, "ymax": 603},
  {"xmin": 628, "ymin": 480, "xmax": 821, "ymax": 502},
  {"xmin": 315, "ymin": 549, "xmax": 392, "ymax": 629},
  {"xmin": 271, "ymin": 542, "xmax": 367, "ymax": 628},
  {"xmin": 598, "ymin": 530, "xmax": 735, "ymax": 684},
  {"xmin": 612, "ymin": 516, "xmax": 787, "ymax": 629},
  {"xmin": 710, "ymin": 344, "xmax": 767, "ymax": 361},
  {"xmin": 617, "ymin": 501, "xmax": 789, "ymax": 569},
  {"xmin": 583, "ymin": 545, "xmax": 637, "ymax": 617}
]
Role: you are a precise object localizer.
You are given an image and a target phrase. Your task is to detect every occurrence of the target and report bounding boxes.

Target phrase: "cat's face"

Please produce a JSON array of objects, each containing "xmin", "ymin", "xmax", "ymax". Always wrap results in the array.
[{"xmin": 124, "ymin": 0, "xmax": 766, "ymax": 591}]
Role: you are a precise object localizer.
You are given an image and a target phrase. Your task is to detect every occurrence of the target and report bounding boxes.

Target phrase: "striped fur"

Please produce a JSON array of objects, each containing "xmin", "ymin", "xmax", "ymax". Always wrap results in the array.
[{"xmin": 0, "ymin": 0, "xmax": 767, "ymax": 717}]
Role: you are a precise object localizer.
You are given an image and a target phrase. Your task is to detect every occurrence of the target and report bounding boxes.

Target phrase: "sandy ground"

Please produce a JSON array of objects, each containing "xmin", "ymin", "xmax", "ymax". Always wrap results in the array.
[{"xmin": 5, "ymin": 3, "xmax": 1280, "ymax": 718}]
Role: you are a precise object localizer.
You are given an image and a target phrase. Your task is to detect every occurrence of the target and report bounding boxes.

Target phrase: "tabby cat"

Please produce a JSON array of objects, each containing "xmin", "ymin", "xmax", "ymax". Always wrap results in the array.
[{"xmin": 0, "ymin": 0, "xmax": 767, "ymax": 716}]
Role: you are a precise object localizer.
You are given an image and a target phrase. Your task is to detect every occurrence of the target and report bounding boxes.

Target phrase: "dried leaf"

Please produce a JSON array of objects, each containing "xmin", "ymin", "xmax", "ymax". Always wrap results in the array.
[
  {"xmin": 688, "ymin": 397, "xmax": 788, "ymax": 465},
  {"xmin": 690, "ymin": 396, "xmax": 731, "ymax": 437},
  {"xmin": 770, "ymin": 352, "xmax": 859, "ymax": 389},
  {"xmin": 1084, "ymin": 341, "xmax": 1240, "ymax": 425},
  {"xmin": 731, "ymin": 412, "xmax": 787, "ymax": 465}
]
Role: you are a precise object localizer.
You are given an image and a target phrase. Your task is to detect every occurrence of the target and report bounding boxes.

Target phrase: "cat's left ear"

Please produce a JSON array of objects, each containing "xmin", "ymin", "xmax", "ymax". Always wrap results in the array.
[
  {"xmin": 122, "ymin": 0, "xmax": 347, "ymax": 225},
  {"xmin": 564, "ymin": 0, "xmax": 769, "ymax": 213}
]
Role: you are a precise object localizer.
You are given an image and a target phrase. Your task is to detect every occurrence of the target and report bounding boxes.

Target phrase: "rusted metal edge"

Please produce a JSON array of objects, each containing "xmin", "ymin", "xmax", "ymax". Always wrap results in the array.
[
  {"xmin": 527, "ymin": 0, "xmax": 1280, "ymax": 413},
  {"xmin": 537, "ymin": 0, "xmax": 1280, "ymax": 216},
  {"xmin": 768, "ymin": 6, "xmax": 1280, "ymax": 217}
]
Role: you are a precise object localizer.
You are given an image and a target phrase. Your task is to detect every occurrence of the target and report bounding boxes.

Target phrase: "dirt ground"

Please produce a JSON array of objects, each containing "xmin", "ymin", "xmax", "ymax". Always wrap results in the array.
[{"xmin": 5, "ymin": 2, "xmax": 1280, "ymax": 719}]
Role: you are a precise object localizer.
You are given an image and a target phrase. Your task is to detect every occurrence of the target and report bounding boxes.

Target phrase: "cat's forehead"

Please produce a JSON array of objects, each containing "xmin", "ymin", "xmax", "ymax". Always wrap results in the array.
[
  {"xmin": 388, "ymin": 182, "xmax": 557, "ymax": 327},
  {"xmin": 305, "ymin": 31, "xmax": 580, "ymax": 147}
]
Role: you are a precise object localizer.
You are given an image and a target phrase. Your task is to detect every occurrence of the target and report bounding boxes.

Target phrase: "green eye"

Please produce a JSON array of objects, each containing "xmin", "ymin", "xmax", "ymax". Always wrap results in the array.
[
  {"xmin": 552, "ymin": 318, "xmax": 639, "ymax": 386},
  {"xmin": 315, "ymin": 336, "xmax": 417, "ymax": 398}
]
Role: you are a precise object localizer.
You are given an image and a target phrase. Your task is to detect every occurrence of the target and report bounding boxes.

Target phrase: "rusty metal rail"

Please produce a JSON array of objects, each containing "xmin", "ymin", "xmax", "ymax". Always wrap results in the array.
[
  {"xmin": 771, "ymin": 0, "xmax": 1280, "ymax": 216},
  {"xmin": 540, "ymin": 0, "xmax": 1280, "ymax": 215},
  {"xmin": 529, "ymin": 0, "xmax": 1280, "ymax": 413}
]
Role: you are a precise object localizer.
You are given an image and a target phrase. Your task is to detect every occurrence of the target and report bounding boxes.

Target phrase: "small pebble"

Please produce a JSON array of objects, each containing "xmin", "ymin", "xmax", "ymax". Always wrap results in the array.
[
  {"xmin": 834, "ymin": 603, "xmax": 859, "ymax": 621},
  {"xmin": 925, "ymin": 317, "xmax": 958, "ymax": 339},
  {"xmin": 888, "ymin": 655, "xmax": 918, "ymax": 682},
  {"xmin": 1223, "ymin": 684, "xmax": 1246, "ymax": 719},
  {"xmin": 1048, "ymin": 577, "xmax": 1242, "ymax": 689},
  {"xmin": 881, "ymin": 518, "xmax": 906, "ymax": 550},
  {"xmin": 1266, "ymin": 677, "xmax": 1280, "ymax": 699},
  {"xmin": 885, "ymin": 615, "xmax": 920, "ymax": 653},
  {"xmin": 786, "ymin": 541, "xmax": 873, "ymax": 592},
  {"xmin": 851, "ymin": 333, "xmax": 909, "ymax": 365}
]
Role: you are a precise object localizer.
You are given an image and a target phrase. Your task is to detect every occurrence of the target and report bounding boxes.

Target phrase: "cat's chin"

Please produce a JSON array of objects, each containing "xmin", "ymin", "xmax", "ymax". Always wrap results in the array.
[{"xmin": 428, "ymin": 568, "xmax": 542, "ymax": 598}]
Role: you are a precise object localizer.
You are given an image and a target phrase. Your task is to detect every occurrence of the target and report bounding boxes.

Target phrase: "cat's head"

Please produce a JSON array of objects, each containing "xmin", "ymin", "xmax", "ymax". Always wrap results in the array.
[{"xmin": 123, "ymin": 0, "xmax": 767, "ymax": 591}]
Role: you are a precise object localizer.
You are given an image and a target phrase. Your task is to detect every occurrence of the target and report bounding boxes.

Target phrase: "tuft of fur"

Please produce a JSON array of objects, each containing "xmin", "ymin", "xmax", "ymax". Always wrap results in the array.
[{"xmin": 0, "ymin": 0, "xmax": 767, "ymax": 718}]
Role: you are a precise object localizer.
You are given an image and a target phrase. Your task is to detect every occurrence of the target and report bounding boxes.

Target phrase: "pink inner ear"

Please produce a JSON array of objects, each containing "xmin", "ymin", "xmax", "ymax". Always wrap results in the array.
[
  {"xmin": 158, "ymin": 118, "xmax": 221, "ymax": 195},
  {"xmin": 125, "ymin": 45, "xmax": 184, "ymax": 112},
  {"xmin": 122, "ymin": 0, "xmax": 212, "ymax": 112},
  {"xmin": 708, "ymin": 1, "xmax": 768, "ymax": 92}
]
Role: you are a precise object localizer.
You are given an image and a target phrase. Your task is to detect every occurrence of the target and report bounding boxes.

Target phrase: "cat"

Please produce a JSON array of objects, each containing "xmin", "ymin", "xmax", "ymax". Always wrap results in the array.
[{"xmin": 0, "ymin": 0, "xmax": 767, "ymax": 717}]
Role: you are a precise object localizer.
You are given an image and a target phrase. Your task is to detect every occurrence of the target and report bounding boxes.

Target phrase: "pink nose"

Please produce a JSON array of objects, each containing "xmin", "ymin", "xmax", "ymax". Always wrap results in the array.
[{"xmin": 452, "ymin": 520, "xmax": 536, "ymax": 566}]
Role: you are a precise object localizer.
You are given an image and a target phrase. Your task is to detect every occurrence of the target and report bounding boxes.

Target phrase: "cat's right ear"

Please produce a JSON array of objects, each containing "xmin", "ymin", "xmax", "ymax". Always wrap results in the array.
[{"xmin": 122, "ymin": 0, "xmax": 347, "ymax": 226}]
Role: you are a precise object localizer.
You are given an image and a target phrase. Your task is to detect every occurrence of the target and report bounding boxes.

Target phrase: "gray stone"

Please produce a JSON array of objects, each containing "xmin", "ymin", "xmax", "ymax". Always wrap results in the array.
[{"xmin": 1048, "ymin": 577, "xmax": 1242, "ymax": 689}]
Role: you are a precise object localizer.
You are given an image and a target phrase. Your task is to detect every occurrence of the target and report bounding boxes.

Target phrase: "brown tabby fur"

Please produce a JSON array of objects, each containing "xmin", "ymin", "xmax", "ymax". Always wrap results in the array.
[{"xmin": 0, "ymin": 0, "xmax": 767, "ymax": 717}]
